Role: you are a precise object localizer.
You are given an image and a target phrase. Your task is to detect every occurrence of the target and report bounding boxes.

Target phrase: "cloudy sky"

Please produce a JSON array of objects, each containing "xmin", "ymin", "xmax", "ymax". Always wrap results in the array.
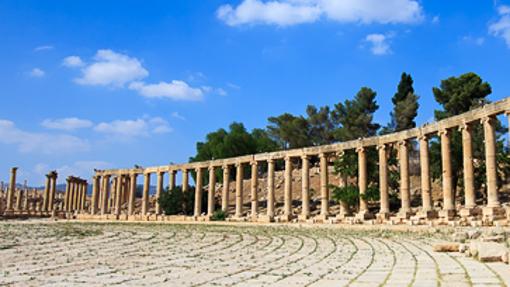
[{"xmin": 1, "ymin": 0, "xmax": 510, "ymax": 185}]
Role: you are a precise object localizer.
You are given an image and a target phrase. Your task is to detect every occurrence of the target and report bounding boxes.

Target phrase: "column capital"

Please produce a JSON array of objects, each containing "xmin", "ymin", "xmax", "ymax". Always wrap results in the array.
[
  {"xmin": 335, "ymin": 150, "xmax": 345, "ymax": 157},
  {"xmin": 208, "ymin": 165, "xmax": 216, "ymax": 171},
  {"xmin": 504, "ymin": 110, "xmax": 510, "ymax": 116},
  {"xmin": 222, "ymin": 164, "xmax": 229, "ymax": 169},
  {"xmin": 458, "ymin": 121, "xmax": 471, "ymax": 132},
  {"xmin": 250, "ymin": 160, "xmax": 258, "ymax": 167},
  {"xmin": 481, "ymin": 115, "xmax": 495, "ymax": 125},
  {"xmin": 11, "ymin": 167, "xmax": 18, "ymax": 172},
  {"xmin": 267, "ymin": 158, "xmax": 275, "ymax": 164},
  {"xmin": 235, "ymin": 162, "xmax": 243, "ymax": 167},
  {"xmin": 438, "ymin": 127, "xmax": 449, "ymax": 136},
  {"xmin": 417, "ymin": 134, "xmax": 429, "ymax": 141},
  {"xmin": 318, "ymin": 152, "xmax": 328, "ymax": 159},
  {"xmin": 356, "ymin": 146, "xmax": 365, "ymax": 153},
  {"xmin": 398, "ymin": 140, "xmax": 408, "ymax": 147},
  {"xmin": 300, "ymin": 154, "xmax": 309, "ymax": 161},
  {"xmin": 376, "ymin": 144, "xmax": 386, "ymax": 151},
  {"xmin": 195, "ymin": 167, "xmax": 202, "ymax": 172},
  {"xmin": 284, "ymin": 155, "xmax": 292, "ymax": 162}
]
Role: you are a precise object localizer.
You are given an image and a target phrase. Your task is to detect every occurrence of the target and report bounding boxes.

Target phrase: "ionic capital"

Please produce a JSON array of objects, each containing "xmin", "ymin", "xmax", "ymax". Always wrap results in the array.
[
  {"xmin": 458, "ymin": 121, "xmax": 471, "ymax": 132},
  {"xmin": 398, "ymin": 140, "xmax": 408, "ymax": 147},
  {"xmin": 336, "ymin": 150, "xmax": 345, "ymax": 157},
  {"xmin": 355, "ymin": 146, "xmax": 365, "ymax": 153},
  {"xmin": 481, "ymin": 116, "xmax": 494, "ymax": 125},
  {"xmin": 208, "ymin": 165, "xmax": 216, "ymax": 171},
  {"xmin": 438, "ymin": 128, "xmax": 449, "ymax": 136},
  {"xmin": 250, "ymin": 160, "xmax": 258, "ymax": 167},
  {"xmin": 318, "ymin": 152, "xmax": 328, "ymax": 159},
  {"xmin": 376, "ymin": 144, "xmax": 386, "ymax": 151}
]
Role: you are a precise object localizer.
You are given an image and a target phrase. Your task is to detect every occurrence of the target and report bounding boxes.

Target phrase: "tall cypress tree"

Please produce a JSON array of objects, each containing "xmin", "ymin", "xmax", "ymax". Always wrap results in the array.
[{"xmin": 389, "ymin": 72, "xmax": 419, "ymax": 132}]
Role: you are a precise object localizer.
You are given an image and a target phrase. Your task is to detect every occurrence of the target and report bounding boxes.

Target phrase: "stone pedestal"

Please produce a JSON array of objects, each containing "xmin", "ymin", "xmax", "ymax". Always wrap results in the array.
[
  {"xmin": 459, "ymin": 207, "xmax": 480, "ymax": 218},
  {"xmin": 315, "ymin": 214, "xmax": 330, "ymax": 222},
  {"xmin": 376, "ymin": 212, "xmax": 390, "ymax": 221},
  {"xmin": 396, "ymin": 210, "xmax": 413, "ymax": 220},
  {"xmin": 355, "ymin": 211, "xmax": 374, "ymax": 221},
  {"xmin": 482, "ymin": 206, "xmax": 505, "ymax": 222},
  {"xmin": 257, "ymin": 215, "xmax": 274, "ymax": 223},
  {"xmin": 277, "ymin": 214, "xmax": 293, "ymax": 222},
  {"xmin": 438, "ymin": 209, "xmax": 456, "ymax": 220},
  {"xmin": 297, "ymin": 214, "xmax": 310, "ymax": 222},
  {"xmin": 415, "ymin": 209, "xmax": 438, "ymax": 219}
]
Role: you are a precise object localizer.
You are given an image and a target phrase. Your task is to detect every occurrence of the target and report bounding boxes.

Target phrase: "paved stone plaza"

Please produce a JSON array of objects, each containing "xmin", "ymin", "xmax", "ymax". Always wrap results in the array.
[{"xmin": 0, "ymin": 221, "xmax": 509, "ymax": 286}]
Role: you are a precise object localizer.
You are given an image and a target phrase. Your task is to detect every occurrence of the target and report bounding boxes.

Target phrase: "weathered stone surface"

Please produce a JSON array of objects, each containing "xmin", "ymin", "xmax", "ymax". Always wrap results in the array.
[
  {"xmin": 469, "ymin": 241, "xmax": 508, "ymax": 262},
  {"xmin": 433, "ymin": 242, "xmax": 460, "ymax": 252}
]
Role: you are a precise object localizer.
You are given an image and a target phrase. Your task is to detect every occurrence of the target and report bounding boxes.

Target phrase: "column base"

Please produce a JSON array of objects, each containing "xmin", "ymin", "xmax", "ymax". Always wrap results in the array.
[
  {"xmin": 277, "ymin": 214, "xmax": 296, "ymax": 222},
  {"xmin": 415, "ymin": 209, "xmax": 438, "ymax": 220},
  {"xmin": 297, "ymin": 214, "xmax": 310, "ymax": 222},
  {"xmin": 336, "ymin": 211, "xmax": 352, "ymax": 220},
  {"xmin": 314, "ymin": 214, "xmax": 330, "ymax": 222},
  {"xmin": 257, "ymin": 215, "xmax": 274, "ymax": 223},
  {"xmin": 459, "ymin": 207, "xmax": 481, "ymax": 218},
  {"xmin": 376, "ymin": 212, "xmax": 390, "ymax": 221},
  {"xmin": 438, "ymin": 209, "xmax": 456, "ymax": 220},
  {"xmin": 482, "ymin": 206, "xmax": 505, "ymax": 222},
  {"xmin": 397, "ymin": 209, "xmax": 414, "ymax": 220},
  {"xmin": 355, "ymin": 211, "xmax": 374, "ymax": 220}
]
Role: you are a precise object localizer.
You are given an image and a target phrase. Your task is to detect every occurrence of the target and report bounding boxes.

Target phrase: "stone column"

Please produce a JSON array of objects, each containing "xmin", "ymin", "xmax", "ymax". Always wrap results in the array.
[
  {"xmin": 72, "ymin": 181, "xmax": 79, "ymax": 211},
  {"xmin": 194, "ymin": 167, "xmax": 203, "ymax": 217},
  {"xmin": 156, "ymin": 171, "xmax": 164, "ymax": 215},
  {"xmin": 419, "ymin": 135, "xmax": 432, "ymax": 212},
  {"xmin": 115, "ymin": 175, "xmax": 122, "ymax": 216},
  {"xmin": 221, "ymin": 165, "xmax": 230, "ymax": 212},
  {"xmin": 142, "ymin": 172, "xmax": 150, "ymax": 215},
  {"xmin": 48, "ymin": 172, "xmax": 57, "ymax": 212},
  {"xmin": 169, "ymin": 170, "xmax": 176, "ymax": 190},
  {"xmin": 460, "ymin": 123, "xmax": 475, "ymax": 209},
  {"xmin": 15, "ymin": 182, "xmax": 23, "ymax": 211},
  {"xmin": 483, "ymin": 117, "xmax": 500, "ymax": 208},
  {"xmin": 300, "ymin": 155, "xmax": 310, "ymax": 220},
  {"xmin": 43, "ymin": 174, "xmax": 51, "ymax": 212},
  {"xmin": 91, "ymin": 175, "xmax": 100, "ymax": 214},
  {"xmin": 357, "ymin": 147, "xmax": 369, "ymax": 216},
  {"xmin": 250, "ymin": 161, "xmax": 258, "ymax": 220},
  {"xmin": 319, "ymin": 153, "xmax": 329, "ymax": 219},
  {"xmin": 235, "ymin": 162, "xmax": 244, "ymax": 218},
  {"xmin": 399, "ymin": 140, "xmax": 411, "ymax": 217},
  {"xmin": 207, "ymin": 166, "xmax": 216, "ymax": 217},
  {"xmin": 377, "ymin": 144, "xmax": 389, "ymax": 218},
  {"xmin": 81, "ymin": 181, "xmax": 87, "ymax": 211},
  {"xmin": 267, "ymin": 159, "xmax": 275, "ymax": 219},
  {"xmin": 101, "ymin": 175, "xmax": 110, "ymax": 215},
  {"xmin": 283, "ymin": 156, "xmax": 292, "ymax": 220},
  {"xmin": 64, "ymin": 178, "xmax": 70, "ymax": 211},
  {"xmin": 439, "ymin": 128, "xmax": 455, "ymax": 218},
  {"xmin": 128, "ymin": 173, "xmax": 137, "ymax": 215},
  {"xmin": 6, "ymin": 167, "xmax": 17, "ymax": 211}
]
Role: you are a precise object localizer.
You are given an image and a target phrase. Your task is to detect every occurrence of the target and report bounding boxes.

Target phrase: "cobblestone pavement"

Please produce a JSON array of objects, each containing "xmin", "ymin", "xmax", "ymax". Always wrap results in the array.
[{"xmin": 0, "ymin": 221, "xmax": 509, "ymax": 287}]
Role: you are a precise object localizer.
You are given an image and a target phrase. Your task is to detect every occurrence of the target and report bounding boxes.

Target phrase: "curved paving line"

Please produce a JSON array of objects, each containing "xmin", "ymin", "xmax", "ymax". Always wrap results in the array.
[
  {"xmin": 483, "ymin": 263, "xmax": 507, "ymax": 287},
  {"xmin": 402, "ymin": 238, "xmax": 441, "ymax": 287},
  {"xmin": 390, "ymin": 238, "xmax": 419, "ymax": 287},
  {"xmin": 215, "ymin": 234, "xmax": 307, "ymax": 286},
  {"xmin": 303, "ymin": 235, "xmax": 359, "ymax": 287},
  {"xmin": 445, "ymin": 253, "xmax": 473, "ymax": 286},
  {"xmin": 376, "ymin": 238, "xmax": 397, "ymax": 287},
  {"xmin": 347, "ymin": 237, "xmax": 376, "ymax": 287}
]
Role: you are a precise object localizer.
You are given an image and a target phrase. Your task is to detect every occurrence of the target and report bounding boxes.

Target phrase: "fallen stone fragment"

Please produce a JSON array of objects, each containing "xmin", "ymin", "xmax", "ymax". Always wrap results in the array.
[
  {"xmin": 433, "ymin": 242, "xmax": 460, "ymax": 252},
  {"xmin": 469, "ymin": 241, "xmax": 509, "ymax": 262}
]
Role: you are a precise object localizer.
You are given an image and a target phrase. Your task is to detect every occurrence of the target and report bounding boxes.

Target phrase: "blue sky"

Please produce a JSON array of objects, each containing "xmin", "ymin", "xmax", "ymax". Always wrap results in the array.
[{"xmin": 1, "ymin": 0, "xmax": 510, "ymax": 186}]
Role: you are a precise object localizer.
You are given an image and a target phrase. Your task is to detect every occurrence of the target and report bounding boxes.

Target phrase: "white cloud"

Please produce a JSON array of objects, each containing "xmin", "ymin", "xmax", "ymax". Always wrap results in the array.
[
  {"xmin": 75, "ymin": 49, "xmax": 148, "ymax": 87},
  {"xmin": 227, "ymin": 82, "xmax": 241, "ymax": 90},
  {"xmin": 365, "ymin": 33, "xmax": 391, "ymax": 55},
  {"xmin": 217, "ymin": 0, "xmax": 423, "ymax": 27},
  {"xmin": 462, "ymin": 36, "xmax": 485, "ymax": 46},
  {"xmin": 489, "ymin": 5, "xmax": 510, "ymax": 47},
  {"xmin": 129, "ymin": 80, "xmax": 203, "ymax": 101},
  {"xmin": 34, "ymin": 45, "xmax": 54, "ymax": 52},
  {"xmin": 171, "ymin": 112, "xmax": 186, "ymax": 121},
  {"xmin": 41, "ymin": 117, "xmax": 93, "ymax": 131},
  {"xmin": 0, "ymin": 119, "xmax": 90, "ymax": 154},
  {"xmin": 62, "ymin": 56, "xmax": 85, "ymax": 68},
  {"xmin": 29, "ymin": 68, "xmax": 45, "ymax": 78},
  {"xmin": 94, "ymin": 116, "xmax": 172, "ymax": 138}
]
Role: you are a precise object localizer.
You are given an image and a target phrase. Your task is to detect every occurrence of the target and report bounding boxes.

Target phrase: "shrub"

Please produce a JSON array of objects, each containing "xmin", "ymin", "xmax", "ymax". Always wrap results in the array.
[{"xmin": 211, "ymin": 210, "xmax": 227, "ymax": 221}]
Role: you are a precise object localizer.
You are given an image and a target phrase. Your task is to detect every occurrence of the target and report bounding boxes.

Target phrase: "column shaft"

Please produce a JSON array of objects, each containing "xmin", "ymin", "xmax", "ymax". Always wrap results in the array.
[
  {"xmin": 440, "ymin": 129, "xmax": 455, "ymax": 210},
  {"xmin": 156, "ymin": 172, "xmax": 164, "ymax": 215},
  {"xmin": 235, "ymin": 163, "xmax": 243, "ymax": 218},
  {"xmin": 399, "ymin": 141, "xmax": 411, "ymax": 213},
  {"xmin": 419, "ymin": 136, "xmax": 432, "ymax": 211},
  {"xmin": 221, "ymin": 166, "xmax": 230, "ymax": 212},
  {"xmin": 48, "ymin": 173, "xmax": 57, "ymax": 212},
  {"xmin": 6, "ymin": 167, "xmax": 17, "ymax": 211},
  {"xmin": 461, "ymin": 124, "xmax": 475, "ymax": 208},
  {"xmin": 250, "ymin": 162, "xmax": 258, "ymax": 218},
  {"xmin": 115, "ymin": 176, "xmax": 122, "ymax": 216},
  {"xmin": 128, "ymin": 173, "xmax": 137, "ymax": 215},
  {"xmin": 207, "ymin": 167, "xmax": 216, "ymax": 216},
  {"xmin": 91, "ymin": 176, "xmax": 100, "ymax": 214},
  {"xmin": 319, "ymin": 153, "xmax": 329, "ymax": 217},
  {"xmin": 284, "ymin": 157, "xmax": 292, "ymax": 217},
  {"xmin": 378, "ymin": 145, "xmax": 389, "ymax": 214},
  {"xmin": 194, "ymin": 168, "xmax": 203, "ymax": 217},
  {"xmin": 267, "ymin": 159, "xmax": 275, "ymax": 218},
  {"xmin": 142, "ymin": 173, "xmax": 150, "ymax": 215},
  {"xmin": 43, "ymin": 175, "xmax": 51, "ymax": 212},
  {"xmin": 301, "ymin": 156, "xmax": 310, "ymax": 218},
  {"xmin": 358, "ymin": 148, "xmax": 368, "ymax": 213},
  {"xmin": 101, "ymin": 176, "xmax": 110, "ymax": 215},
  {"xmin": 484, "ymin": 117, "xmax": 500, "ymax": 207}
]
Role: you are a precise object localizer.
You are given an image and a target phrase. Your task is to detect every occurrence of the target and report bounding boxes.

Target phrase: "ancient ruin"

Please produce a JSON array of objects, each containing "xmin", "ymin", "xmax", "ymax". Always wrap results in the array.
[{"xmin": 3, "ymin": 97, "xmax": 510, "ymax": 226}]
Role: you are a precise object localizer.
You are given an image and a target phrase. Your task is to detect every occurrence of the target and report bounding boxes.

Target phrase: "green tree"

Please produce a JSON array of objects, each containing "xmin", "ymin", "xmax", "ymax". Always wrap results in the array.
[
  {"xmin": 267, "ymin": 113, "xmax": 312, "ymax": 149},
  {"xmin": 429, "ymin": 72, "xmax": 505, "ymax": 204},
  {"xmin": 331, "ymin": 87, "xmax": 381, "ymax": 210},
  {"xmin": 391, "ymin": 73, "xmax": 419, "ymax": 132},
  {"xmin": 306, "ymin": 105, "xmax": 335, "ymax": 145}
]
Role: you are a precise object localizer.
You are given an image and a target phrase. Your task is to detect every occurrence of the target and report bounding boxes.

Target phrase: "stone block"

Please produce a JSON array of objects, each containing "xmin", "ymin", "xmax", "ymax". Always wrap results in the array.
[
  {"xmin": 433, "ymin": 242, "xmax": 460, "ymax": 252},
  {"xmin": 469, "ymin": 241, "xmax": 508, "ymax": 262},
  {"xmin": 438, "ymin": 209, "xmax": 456, "ymax": 220}
]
